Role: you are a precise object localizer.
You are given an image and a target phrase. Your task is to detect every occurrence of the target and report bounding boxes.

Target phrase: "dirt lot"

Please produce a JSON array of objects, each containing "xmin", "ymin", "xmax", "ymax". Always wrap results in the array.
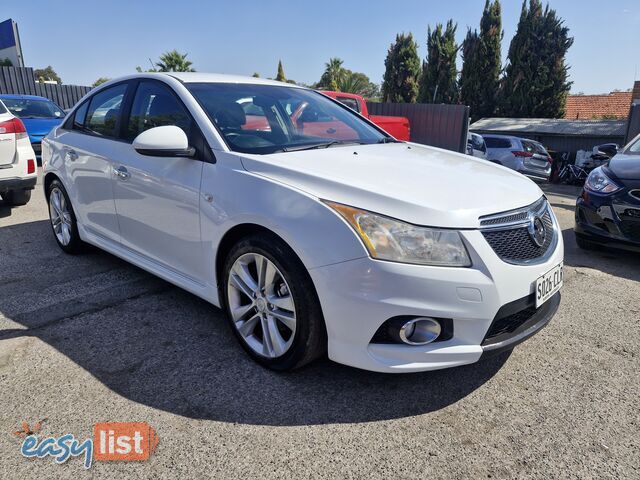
[{"xmin": 0, "ymin": 173, "xmax": 638, "ymax": 479}]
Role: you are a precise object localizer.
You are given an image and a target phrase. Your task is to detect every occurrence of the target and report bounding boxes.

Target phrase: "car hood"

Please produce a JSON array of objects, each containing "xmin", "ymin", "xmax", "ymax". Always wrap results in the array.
[
  {"xmin": 239, "ymin": 143, "xmax": 543, "ymax": 228},
  {"xmin": 21, "ymin": 117, "xmax": 63, "ymax": 138},
  {"xmin": 608, "ymin": 153, "xmax": 640, "ymax": 180}
]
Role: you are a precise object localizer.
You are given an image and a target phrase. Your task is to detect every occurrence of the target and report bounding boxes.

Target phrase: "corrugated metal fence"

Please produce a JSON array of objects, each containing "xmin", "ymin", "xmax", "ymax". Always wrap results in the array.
[
  {"xmin": 626, "ymin": 104, "xmax": 640, "ymax": 143},
  {"xmin": 367, "ymin": 102, "xmax": 470, "ymax": 153},
  {"xmin": 0, "ymin": 66, "xmax": 91, "ymax": 109}
]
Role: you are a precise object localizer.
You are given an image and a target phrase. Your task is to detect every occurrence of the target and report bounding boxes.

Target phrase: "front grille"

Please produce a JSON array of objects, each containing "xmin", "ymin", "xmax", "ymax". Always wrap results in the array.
[
  {"xmin": 482, "ymin": 209, "xmax": 554, "ymax": 263},
  {"xmin": 480, "ymin": 211, "xmax": 528, "ymax": 226}
]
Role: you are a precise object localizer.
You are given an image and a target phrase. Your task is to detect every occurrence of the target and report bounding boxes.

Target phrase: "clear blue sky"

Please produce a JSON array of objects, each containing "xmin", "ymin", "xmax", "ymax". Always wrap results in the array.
[{"xmin": 5, "ymin": 0, "xmax": 640, "ymax": 93}]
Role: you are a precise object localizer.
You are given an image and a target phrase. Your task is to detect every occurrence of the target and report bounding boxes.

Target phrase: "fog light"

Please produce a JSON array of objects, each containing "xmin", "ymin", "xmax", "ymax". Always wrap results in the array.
[{"xmin": 398, "ymin": 317, "xmax": 441, "ymax": 345}]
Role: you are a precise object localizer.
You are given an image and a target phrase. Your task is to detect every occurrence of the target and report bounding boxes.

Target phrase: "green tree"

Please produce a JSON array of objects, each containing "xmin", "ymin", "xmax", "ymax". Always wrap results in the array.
[
  {"xmin": 460, "ymin": 0, "xmax": 503, "ymax": 119},
  {"xmin": 92, "ymin": 77, "xmax": 110, "ymax": 87},
  {"xmin": 318, "ymin": 58, "xmax": 345, "ymax": 91},
  {"xmin": 252, "ymin": 72, "xmax": 260, "ymax": 78},
  {"xmin": 0, "ymin": 58, "xmax": 12, "ymax": 67},
  {"xmin": 276, "ymin": 60, "xmax": 286, "ymax": 82},
  {"xmin": 499, "ymin": 0, "xmax": 573, "ymax": 118},
  {"xmin": 34, "ymin": 66, "xmax": 62, "ymax": 84},
  {"xmin": 382, "ymin": 33, "xmax": 421, "ymax": 103},
  {"xmin": 418, "ymin": 20, "xmax": 459, "ymax": 104},
  {"xmin": 155, "ymin": 50, "xmax": 195, "ymax": 72}
]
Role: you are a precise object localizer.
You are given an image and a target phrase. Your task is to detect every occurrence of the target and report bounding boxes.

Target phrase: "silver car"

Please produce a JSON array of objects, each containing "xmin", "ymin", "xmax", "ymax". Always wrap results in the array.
[{"xmin": 482, "ymin": 134, "xmax": 552, "ymax": 182}]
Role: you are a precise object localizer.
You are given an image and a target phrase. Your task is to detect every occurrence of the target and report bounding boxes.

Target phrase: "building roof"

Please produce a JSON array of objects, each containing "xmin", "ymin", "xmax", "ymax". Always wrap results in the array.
[
  {"xmin": 470, "ymin": 118, "xmax": 628, "ymax": 137},
  {"xmin": 564, "ymin": 91, "xmax": 632, "ymax": 119}
]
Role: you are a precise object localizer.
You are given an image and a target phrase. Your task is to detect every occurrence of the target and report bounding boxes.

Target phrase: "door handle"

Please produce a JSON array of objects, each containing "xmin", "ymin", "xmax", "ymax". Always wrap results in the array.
[
  {"xmin": 113, "ymin": 166, "xmax": 130, "ymax": 180},
  {"xmin": 66, "ymin": 149, "xmax": 78, "ymax": 162}
]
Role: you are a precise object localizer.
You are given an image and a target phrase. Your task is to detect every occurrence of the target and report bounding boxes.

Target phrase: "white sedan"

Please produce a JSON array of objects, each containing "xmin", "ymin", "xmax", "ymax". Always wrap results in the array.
[{"xmin": 42, "ymin": 73, "xmax": 564, "ymax": 373}]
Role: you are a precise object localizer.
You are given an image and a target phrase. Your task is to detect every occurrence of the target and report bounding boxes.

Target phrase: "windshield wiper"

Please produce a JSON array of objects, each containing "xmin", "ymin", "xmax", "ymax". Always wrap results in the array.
[
  {"xmin": 377, "ymin": 137, "xmax": 402, "ymax": 144},
  {"xmin": 281, "ymin": 140, "xmax": 362, "ymax": 152}
]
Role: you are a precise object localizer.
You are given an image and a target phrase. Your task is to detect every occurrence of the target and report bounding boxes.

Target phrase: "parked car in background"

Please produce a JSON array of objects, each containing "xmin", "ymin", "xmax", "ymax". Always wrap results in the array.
[
  {"xmin": 42, "ymin": 73, "xmax": 563, "ymax": 373},
  {"xmin": 466, "ymin": 132, "xmax": 487, "ymax": 159},
  {"xmin": 575, "ymin": 133, "xmax": 640, "ymax": 252},
  {"xmin": 0, "ymin": 94, "xmax": 66, "ymax": 158},
  {"xmin": 320, "ymin": 91, "xmax": 410, "ymax": 141},
  {"xmin": 0, "ymin": 99, "xmax": 37, "ymax": 206},
  {"xmin": 482, "ymin": 134, "xmax": 553, "ymax": 182}
]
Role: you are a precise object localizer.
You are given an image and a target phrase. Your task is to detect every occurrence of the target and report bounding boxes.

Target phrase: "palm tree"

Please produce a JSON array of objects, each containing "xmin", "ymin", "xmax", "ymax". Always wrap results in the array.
[
  {"xmin": 320, "ymin": 58, "xmax": 345, "ymax": 90},
  {"xmin": 155, "ymin": 50, "xmax": 195, "ymax": 72},
  {"xmin": 336, "ymin": 72, "xmax": 367, "ymax": 95}
]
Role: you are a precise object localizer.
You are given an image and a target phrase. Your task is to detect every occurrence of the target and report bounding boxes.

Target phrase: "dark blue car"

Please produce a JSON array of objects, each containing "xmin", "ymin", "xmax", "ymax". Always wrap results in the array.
[
  {"xmin": 0, "ymin": 94, "xmax": 65, "ymax": 157},
  {"xmin": 575, "ymin": 133, "xmax": 640, "ymax": 252}
]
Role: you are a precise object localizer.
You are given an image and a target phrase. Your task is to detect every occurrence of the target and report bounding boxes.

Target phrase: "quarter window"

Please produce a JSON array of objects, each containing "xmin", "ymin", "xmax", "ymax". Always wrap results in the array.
[
  {"xmin": 85, "ymin": 84, "xmax": 127, "ymax": 138},
  {"xmin": 73, "ymin": 101, "xmax": 89, "ymax": 129},
  {"xmin": 126, "ymin": 81, "xmax": 192, "ymax": 141}
]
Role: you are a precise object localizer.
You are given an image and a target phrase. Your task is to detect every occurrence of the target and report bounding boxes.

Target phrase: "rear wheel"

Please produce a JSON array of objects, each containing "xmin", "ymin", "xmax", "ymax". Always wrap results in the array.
[
  {"xmin": 47, "ymin": 180, "xmax": 84, "ymax": 254},
  {"xmin": 5, "ymin": 189, "xmax": 31, "ymax": 206},
  {"xmin": 222, "ymin": 233, "xmax": 326, "ymax": 371}
]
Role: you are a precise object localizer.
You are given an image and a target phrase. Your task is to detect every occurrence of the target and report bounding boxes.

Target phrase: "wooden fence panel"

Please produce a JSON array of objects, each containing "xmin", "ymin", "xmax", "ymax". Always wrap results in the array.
[
  {"xmin": 367, "ymin": 102, "xmax": 469, "ymax": 153},
  {"xmin": 0, "ymin": 66, "xmax": 91, "ymax": 109}
]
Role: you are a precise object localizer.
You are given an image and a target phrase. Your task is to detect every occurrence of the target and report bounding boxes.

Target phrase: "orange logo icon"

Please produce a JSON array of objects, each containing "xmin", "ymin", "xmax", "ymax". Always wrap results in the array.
[{"xmin": 93, "ymin": 422, "xmax": 159, "ymax": 461}]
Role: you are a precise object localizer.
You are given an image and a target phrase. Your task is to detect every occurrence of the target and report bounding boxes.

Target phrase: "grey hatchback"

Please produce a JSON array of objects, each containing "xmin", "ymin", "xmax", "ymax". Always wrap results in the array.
[{"xmin": 482, "ymin": 134, "xmax": 552, "ymax": 182}]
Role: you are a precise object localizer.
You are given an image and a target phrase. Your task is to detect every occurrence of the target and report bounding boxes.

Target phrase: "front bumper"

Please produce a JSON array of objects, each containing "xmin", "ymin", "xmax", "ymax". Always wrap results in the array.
[
  {"xmin": 309, "ymin": 226, "xmax": 564, "ymax": 373},
  {"xmin": 575, "ymin": 189, "xmax": 640, "ymax": 252}
]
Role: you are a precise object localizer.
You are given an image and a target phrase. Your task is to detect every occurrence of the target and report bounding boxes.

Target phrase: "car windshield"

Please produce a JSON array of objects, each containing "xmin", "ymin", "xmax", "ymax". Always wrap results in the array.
[
  {"xmin": 624, "ymin": 135, "xmax": 640, "ymax": 154},
  {"xmin": 1, "ymin": 97, "xmax": 65, "ymax": 119},
  {"xmin": 522, "ymin": 140, "xmax": 548, "ymax": 155},
  {"xmin": 186, "ymin": 83, "xmax": 390, "ymax": 154}
]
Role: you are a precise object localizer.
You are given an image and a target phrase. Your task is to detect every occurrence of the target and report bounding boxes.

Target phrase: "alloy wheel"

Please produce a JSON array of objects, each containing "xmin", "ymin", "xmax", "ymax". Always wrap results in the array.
[
  {"xmin": 227, "ymin": 253, "xmax": 297, "ymax": 358},
  {"xmin": 49, "ymin": 187, "xmax": 73, "ymax": 246}
]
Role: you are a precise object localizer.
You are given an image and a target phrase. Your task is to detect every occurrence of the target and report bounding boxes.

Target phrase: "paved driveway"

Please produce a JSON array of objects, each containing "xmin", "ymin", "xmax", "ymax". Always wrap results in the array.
[{"xmin": 1, "ymin": 175, "xmax": 638, "ymax": 478}]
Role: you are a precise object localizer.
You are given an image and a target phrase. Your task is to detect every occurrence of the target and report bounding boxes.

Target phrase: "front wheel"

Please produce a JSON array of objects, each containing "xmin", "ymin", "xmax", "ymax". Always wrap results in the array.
[{"xmin": 222, "ymin": 233, "xmax": 326, "ymax": 371}]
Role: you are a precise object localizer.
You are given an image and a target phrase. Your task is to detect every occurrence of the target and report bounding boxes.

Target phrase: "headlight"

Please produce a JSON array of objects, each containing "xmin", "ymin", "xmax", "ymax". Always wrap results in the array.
[
  {"xmin": 325, "ymin": 201, "xmax": 471, "ymax": 267},
  {"xmin": 585, "ymin": 167, "xmax": 621, "ymax": 194}
]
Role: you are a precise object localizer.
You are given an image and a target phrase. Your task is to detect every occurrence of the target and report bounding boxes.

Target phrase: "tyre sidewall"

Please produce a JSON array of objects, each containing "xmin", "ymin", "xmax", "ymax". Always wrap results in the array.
[{"xmin": 222, "ymin": 234, "xmax": 324, "ymax": 371}]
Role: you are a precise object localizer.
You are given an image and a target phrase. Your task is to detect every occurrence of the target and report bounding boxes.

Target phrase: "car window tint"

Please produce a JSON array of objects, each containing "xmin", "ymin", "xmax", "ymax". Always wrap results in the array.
[
  {"xmin": 484, "ymin": 137, "xmax": 511, "ymax": 148},
  {"xmin": 522, "ymin": 140, "xmax": 547, "ymax": 155},
  {"xmin": 336, "ymin": 97, "xmax": 360, "ymax": 113},
  {"xmin": 0, "ymin": 101, "xmax": 7, "ymax": 114},
  {"xmin": 126, "ymin": 81, "xmax": 192, "ymax": 141},
  {"xmin": 73, "ymin": 101, "xmax": 89, "ymax": 129},
  {"xmin": 85, "ymin": 84, "xmax": 127, "ymax": 137},
  {"xmin": 627, "ymin": 137, "xmax": 640, "ymax": 153}
]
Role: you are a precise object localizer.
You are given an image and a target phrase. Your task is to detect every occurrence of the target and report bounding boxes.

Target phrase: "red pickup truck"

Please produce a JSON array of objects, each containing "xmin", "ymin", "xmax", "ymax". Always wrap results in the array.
[{"xmin": 319, "ymin": 91, "xmax": 411, "ymax": 141}]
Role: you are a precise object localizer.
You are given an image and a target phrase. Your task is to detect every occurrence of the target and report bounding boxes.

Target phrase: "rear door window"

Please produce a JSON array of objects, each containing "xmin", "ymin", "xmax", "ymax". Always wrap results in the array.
[
  {"xmin": 484, "ymin": 137, "xmax": 511, "ymax": 148},
  {"xmin": 336, "ymin": 97, "xmax": 360, "ymax": 113},
  {"xmin": 85, "ymin": 84, "xmax": 128, "ymax": 138}
]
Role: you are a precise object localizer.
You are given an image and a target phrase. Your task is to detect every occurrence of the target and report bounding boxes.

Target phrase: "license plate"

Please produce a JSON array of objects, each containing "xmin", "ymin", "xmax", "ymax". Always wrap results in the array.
[{"xmin": 535, "ymin": 263, "xmax": 563, "ymax": 308}]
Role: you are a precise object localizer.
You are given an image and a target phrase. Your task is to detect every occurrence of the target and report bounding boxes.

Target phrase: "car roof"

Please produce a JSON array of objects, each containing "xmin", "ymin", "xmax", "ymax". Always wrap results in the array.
[
  {"xmin": 164, "ymin": 72, "xmax": 306, "ymax": 89},
  {"xmin": 0, "ymin": 93, "xmax": 52, "ymax": 101}
]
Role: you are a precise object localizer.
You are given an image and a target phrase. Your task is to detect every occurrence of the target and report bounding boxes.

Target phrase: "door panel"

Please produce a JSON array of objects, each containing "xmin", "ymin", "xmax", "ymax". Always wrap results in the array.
[
  {"xmin": 113, "ymin": 79, "xmax": 205, "ymax": 282},
  {"xmin": 112, "ymin": 151, "xmax": 205, "ymax": 281}
]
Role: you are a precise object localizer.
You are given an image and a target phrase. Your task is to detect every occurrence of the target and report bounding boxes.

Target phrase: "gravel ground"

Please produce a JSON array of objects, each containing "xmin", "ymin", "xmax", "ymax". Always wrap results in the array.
[{"xmin": 0, "ymin": 173, "xmax": 638, "ymax": 479}]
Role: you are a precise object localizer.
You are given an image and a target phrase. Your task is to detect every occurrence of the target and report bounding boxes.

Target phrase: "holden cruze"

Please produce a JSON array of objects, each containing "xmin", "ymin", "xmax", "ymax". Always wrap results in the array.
[{"xmin": 41, "ymin": 73, "xmax": 564, "ymax": 373}]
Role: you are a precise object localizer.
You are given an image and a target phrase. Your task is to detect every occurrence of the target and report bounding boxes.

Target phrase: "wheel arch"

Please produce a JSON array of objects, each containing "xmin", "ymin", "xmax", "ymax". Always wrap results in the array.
[{"xmin": 43, "ymin": 172, "xmax": 61, "ymax": 197}]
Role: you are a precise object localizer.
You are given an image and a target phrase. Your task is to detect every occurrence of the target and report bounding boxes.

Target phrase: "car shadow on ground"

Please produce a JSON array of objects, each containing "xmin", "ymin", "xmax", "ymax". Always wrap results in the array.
[
  {"xmin": 561, "ymin": 227, "xmax": 640, "ymax": 282},
  {"xmin": 0, "ymin": 220, "xmax": 510, "ymax": 426}
]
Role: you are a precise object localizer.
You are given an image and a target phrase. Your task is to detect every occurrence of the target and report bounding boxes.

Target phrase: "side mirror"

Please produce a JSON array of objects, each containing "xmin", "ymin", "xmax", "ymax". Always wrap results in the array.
[{"xmin": 132, "ymin": 125, "xmax": 195, "ymax": 157}]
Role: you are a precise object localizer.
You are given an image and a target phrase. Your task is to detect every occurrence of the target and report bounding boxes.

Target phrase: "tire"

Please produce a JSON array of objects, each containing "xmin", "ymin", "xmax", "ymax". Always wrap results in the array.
[
  {"xmin": 5, "ymin": 189, "xmax": 31, "ymax": 206},
  {"xmin": 222, "ymin": 232, "xmax": 327, "ymax": 371},
  {"xmin": 46, "ymin": 179, "xmax": 85, "ymax": 254},
  {"xmin": 575, "ymin": 235, "xmax": 600, "ymax": 251}
]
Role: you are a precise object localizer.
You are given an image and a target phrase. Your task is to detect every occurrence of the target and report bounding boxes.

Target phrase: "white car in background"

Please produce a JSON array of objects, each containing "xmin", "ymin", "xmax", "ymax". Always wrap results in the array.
[
  {"xmin": 466, "ymin": 132, "xmax": 487, "ymax": 159},
  {"xmin": 42, "ymin": 73, "xmax": 564, "ymax": 373},
  {"xmin": 0, "ymin": 100, "xmax": 37, "ymax": 206}
]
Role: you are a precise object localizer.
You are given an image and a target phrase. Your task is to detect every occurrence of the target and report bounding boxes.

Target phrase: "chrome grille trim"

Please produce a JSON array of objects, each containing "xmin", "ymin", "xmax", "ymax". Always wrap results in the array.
[{"xmin": 479, "ymin": 197, "xmax": 558, "ymax": 265}]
